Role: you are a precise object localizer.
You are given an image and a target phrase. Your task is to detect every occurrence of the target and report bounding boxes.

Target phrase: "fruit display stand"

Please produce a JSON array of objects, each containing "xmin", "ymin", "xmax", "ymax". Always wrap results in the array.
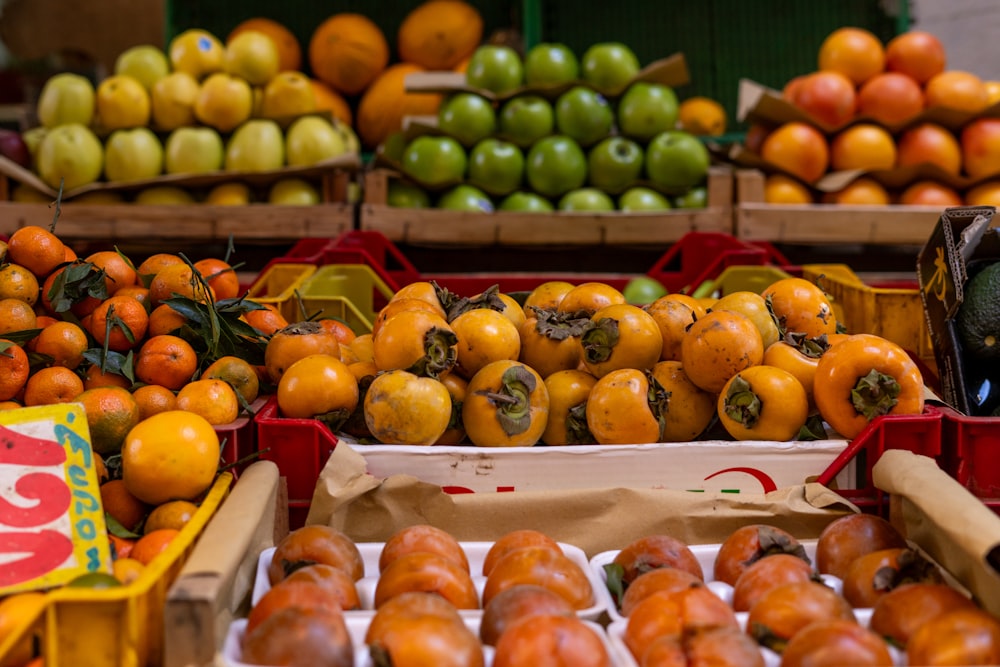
[
  {"xmin": 0, "ymin": 157, "xmax": 357, "ymax": 245},
  {"xmin": 359, "ymin": 165, "xmax": 733, "ymax": 246},
  {"xmin": 0, "ymin": 471, "xmax": 236, "ymax": 667},
  {"xmin": 733, "ymin": 168, "xmax": 944, "ymax": 245}
]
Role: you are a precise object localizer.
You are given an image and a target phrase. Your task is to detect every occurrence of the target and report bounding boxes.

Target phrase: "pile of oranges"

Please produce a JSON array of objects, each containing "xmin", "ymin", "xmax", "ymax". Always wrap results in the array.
[{"xmin": 750, "ymin": 26, "xmax": 1000, "ymax": 206}]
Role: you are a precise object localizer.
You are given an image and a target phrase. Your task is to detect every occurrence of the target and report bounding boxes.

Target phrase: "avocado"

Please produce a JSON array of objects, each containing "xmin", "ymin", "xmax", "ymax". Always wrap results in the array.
[{"xmin": 956, "ymin": 260, "xmax": 1000, "ymax": 360}]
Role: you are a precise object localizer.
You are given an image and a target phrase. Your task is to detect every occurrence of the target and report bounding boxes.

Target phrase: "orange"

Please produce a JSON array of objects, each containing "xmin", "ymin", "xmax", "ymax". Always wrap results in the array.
[
  {"xmin": 0, "ymin": 262, "xmax": 39, "ymax": 304},
  {"xmin": 788, "ymin": 70, "xmax": 857, "ymax": 128},
  {"xmin": 823, "ymin": 177, "xmax": 891, "ymax": 205},
  {"xmin": 0, "ymin": 297, "xmax": 37, "ymax": 334},
  {"xmin": 0, "ymin": 591, "xmax": 47, "ymax": 665},
  {"xmin": 6, "ymin": 225, "xmax": 66, "ymax": 279},
  {"xmin": 0, "ymin": 400, "xmax": 22, "ymax": 410},
  {"xmin": 309, "ymin": 78, "xmax": 353, "ymax": 125},
  {"xmin": 143, "ymin": 499, "xmax": 199, "ymax": 534},
  {"xmin": 94, "ymin": 452, "xmax": 108, "ymax": 482},
  {"xmin": 760, "ymin": 121, "xmax": 830, "ymax": 183},
  {"xmin": 135, "ymin": 334, "xmax": 199, "ymax": 391},
  {"xmin": 265, "ymin": 321, "xmax": 341, "ymax": 383},
  {"xmin": 677, "ymin": 96, "xmax": 727, "ymax": 136},
  {"xmin": 83, "ymin": 364, "xmax": 133, "ymax": 390},
  {"xmin": 899, "ymin": 181, "xmax": 964, "ymax": 207},
  {"xmin": 112, "ymin": 557, "xmax": 145, "ymax": 585},
  {"xmin": 132, "ymin": 383, "xmax": 178, "ymax": 420},
  {"xmin": 148, "ymin": 263, "xmax": 215, "ymax": 307},
  {"xmin": 201, "ymin": 355, "xmax": 260, "ymax": 405},
  {"xmin": 130, "ymin": 528, "xmax": 181, "ymax": 565},
  {"xmin": 108, "ymin": 533, "xmax": 136, "ymax": 560},
  {"xmin": 136, "ymin": 252, "xmax": 184, "ymax": 281},
  {"xmin": 925, "ymin": 70, "xmax": 990, "ymax": 114},
  {"xmin": 32, "ymin": 320, "xmax": 88, "ymax": 368},
  {"xmin": 193, "ymin": 257, "xmax": 240, "ymax": 301},
  {"xmin": 147, "ymin": 303, "xmax": 188, "ymax": 337},
  {"xmin": 229, "ymin": 17, "xmax": 302, "ymax": 72},
  {"xmin": 175, "ymin": 378, "xmax": 240, "ymax": 425},
  {"xmin": 32, "ymin": 315, "xmax": 59, "ymax": 330},
  {"xmin": 829, "ymin": 123, "xmax": 897, "ymax": 172},
  {"xmin": 121, "ymin": 410, "xmax": 220, "ymax": 505},
  {"xmin": 965, "ymin": 181, "xmax": 1000, "ymax": 206},
  {"xmin": 77, "ymin": 386, "xmax": 142, "ymax": 455},
  {"xmin": 763, "ymin": 174, "xmax": 814, "ymax": 204},
  {"xmin": 856, "ymin": 72, "xmax": 925, "ymax": 127},
  {"xmin": 89, "ymin": 294, "xmax": 150, "ymax": 351},
  {"xmin": 817, "ymin": 26, "xmax": 886, "ymax": 86},
  {"xmin": 40, "ymin": 263, "xmax": 102, "ymax": 318},
  {"xmin": 309, "ymin": 13, "xmax": 389, "ymax": 95},
  {"xmin": 885, "ymin": 30, "xmax": 947, "ymax": 84},
  {"xmin": 0, "ymin": 340, "xmax": 29, "ymax": 400},
  {"xmin": 243, "ymin": 302, "xmax": 289, "ymax": 335},
  {"xmin": 114, "ymin": 285, "xmax": 150, "ymax": 304},
  {"xmin": 85, "ymin": 250, "xmax": 138, "ymax": 296},
  {"xmin": 99, "ymin": 478, "xmax": 149, "ymax": 532},
  {"xmin": 22, "ymin": 365, "xmax": 85, "ymax": 406},
  {"xmin": 896, "ymin": 123, "xmax": 962, "ymax": 175}
]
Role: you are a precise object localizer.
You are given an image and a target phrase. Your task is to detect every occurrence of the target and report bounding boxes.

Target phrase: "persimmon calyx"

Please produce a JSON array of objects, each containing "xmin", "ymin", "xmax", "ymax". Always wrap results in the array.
[
  {"xmin": 566, "ymin": 402, "xmax": 596, "ymax": 445},
  {"xmin": 850, "ymin": 368, "xmax": 901, "ymax": 420},
  {"xmin": 722, "ymin": 375, "xmax": 762, "ymax": 428},
  {"xmin": 533, "ymin": 308, "xmax": 591, "ymax": 341},
  {"xmin": 580, "ymin": 317, "xmax": 620, "ymax": 364},
  {"xmin": 645, "ymin": 370, "xmax": 670, "ymax": 443},
  {"xmin": 476, "ymin": 365, "xmax": 537, "ymax": 437},
  {"xmin": 407, "ymin": 326, "xmax": 458, "ymax": 379}
]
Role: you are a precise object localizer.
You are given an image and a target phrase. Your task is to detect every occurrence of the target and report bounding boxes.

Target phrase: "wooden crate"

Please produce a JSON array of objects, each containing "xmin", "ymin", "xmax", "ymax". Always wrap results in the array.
[
  {"xmin": 359, "ymin": 167, "xmax": 733, "ymax": 246},
  {"xmin": 734, "ymin": 169, "xmax": 944, "ymax": 245}
]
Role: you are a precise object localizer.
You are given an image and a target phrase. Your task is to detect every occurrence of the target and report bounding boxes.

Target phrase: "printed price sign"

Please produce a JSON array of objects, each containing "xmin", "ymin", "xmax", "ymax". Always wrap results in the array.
[{"xmin": 0, "ymin": 403, "xmax": 111, "ymax": 595}]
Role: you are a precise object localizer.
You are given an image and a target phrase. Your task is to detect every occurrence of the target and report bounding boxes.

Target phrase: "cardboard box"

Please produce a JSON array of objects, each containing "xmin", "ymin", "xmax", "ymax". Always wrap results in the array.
[{"xmin": 918, "ymin": 205, "xmax": 1000, "ymax": 416}]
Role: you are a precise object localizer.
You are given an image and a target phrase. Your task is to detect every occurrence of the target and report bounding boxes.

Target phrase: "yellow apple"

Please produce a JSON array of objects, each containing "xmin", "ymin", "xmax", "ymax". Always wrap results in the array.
[
  {"xmin": 268, "ymin": 178, "xmax": 320, "ymax": 205},
  {"xmin": 115, "ymin": 45, "xmax": 170, "ymax": 91},
  {"xmin": 134, "ymin": 186, "xmax": 196, "ymax": 205},
  {"xmin": 194, "ymin": 73, "xmax": 253, "ymax": 133},
  {"xmin": 225, "ymin": 119, "xmax": 284, "ymax": 172},
  {"xmin": 36, "ymin": 73, "xmax": 95, "ymax": 128},
  {"xmin": 224, "ymin": 31, "xmax": 280, "ymax": 87},
  {"xmin": 70, "ymin": 191, "xmax": 125, "ymax": 204},
  {"xmin": 164, "ymin": 126, "xmax": 224, "ymax": 174},
  {"xmin": 285, "ymin": 116, "xmax": 346, "ymax": 166},
  {"xmin": 11, "ymin": 184, "xmax": 51, "ymax": 203},
  {"xmin": 206, "ymin": 182, "xmax": 252, "ymax": 205},
  {"xmin": 104, "ymin": 127, "xmax": 164, "ymax": 182},
  {"xmin": 96, "ymin": 75, "xmax": 151, "ymax": 130},
  {"xmin": 259, "ymin": 71, "xmax": 316, "ymax": 124},
  {"xmin": 36, "ymin": 123, "xmax": 104, "ymax": 190},
  {"xmin": 169, "ymin": 29, "xmax": 225, "ymax": 80},
  {"xmin": 21, "ymin": 127, "xmax": 48, "ymax": 162},
  {"xmin": 151, "ymin": 71, "xmax": 200, "ymax": 130}
]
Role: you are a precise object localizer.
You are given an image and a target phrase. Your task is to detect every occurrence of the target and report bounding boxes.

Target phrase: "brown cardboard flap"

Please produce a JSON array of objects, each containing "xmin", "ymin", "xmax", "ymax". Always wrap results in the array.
[
  {"xmin": 306, "ymin": 441, "xmax": 856, "ymax": 557},
  {"xmin": 2, "ymin": 153, "xmax": 361, "ymax": 201},
  {"xmin": 404, "ymin": 53, "xmax": 691, "ymax": 103},
  {"xmin": 873, "ymin": 450, "xmax": 1000, "ymax": 618}
]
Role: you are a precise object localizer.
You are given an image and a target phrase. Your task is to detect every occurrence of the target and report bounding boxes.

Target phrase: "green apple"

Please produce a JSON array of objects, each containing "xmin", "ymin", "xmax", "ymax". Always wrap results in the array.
[
  {"xmin": 37, "ymin": 73, "xmax": 95, "ymax": 128},
  {"xmin": 674, "ymin": 185, "xmax": 709, "ymax": 209},
  {"xmin": 103, "ymin": 127, "xmax": 164, "ymax": 182},
  {"xmin": 524, "ymin": 43, "xmax": 579, "ymax": 87},
  {"xmin": 499, "ymin": 191, "xmax": 555, "ymax": 212},
  {"xmin": 525, "ymin": 135, "xmax": 587, "ymax": 198},
  {"xmin": 115, "ymin": 45, "xmax": 170, "ymax": 91},
  {"xmin": 498, "ymin": 95, "xmax": 554, "ymax": 149},
  {"xmin": 401, "ymin": 135, "xmax": 467, "ymax": 188},
  {"xmin": 269, "ymin": 178, "xmax": 320, "ymax": 205},
  {"xmin": 437, "ymin": 184, "xmax": 494, "ymax": 212},
  {"xmin": 645, "ymin": 130, "xmax": 710, "ymax": 191},
  {"xmin": 588, "ymin": 137, "xmax": 643, "ymax": 193},
  {"xmin": 558, "ymin": 187, "xmax": 615, "ymax": 212},
  {"xmin": 554, "ymin": 86, "xmax": 614, "ymax": 147},
  {"xmin": 468, "ymin": 138, "xmax": 524, "ymax": 197},
  {"xmin": 437, "ymin": 93, "xmax": 497, "ymax": 148},
  {"xmin": 465, "ymin": 45, "xmax": 524, "ymax": 95},
  {"xmin": 381, "ymin": 131, "xmax": 408, "ymax": 164},
  {"xmin": 617, "ymin": 82, "xmax": 679, "ymax": 142},
  {"xmin": 387, "ymin": 181, "xmax": 432, "ymax": 208},
  {"xmin": 623, "ymin": 276, "xmax": 669, "ymax": 305},
  {"xmin": 619, "ymin": 187, "xmax": 672, "ymax": 211},
  {"xmin": 164, "ymin": 126, "xmax": 224, "ymax": 174},
  {"xmin": 225, "ymin": 119, "xmax": 285, "ymax": 172},
  {"xmin": 580, "ymin": 42, "xmax": 640, "ymax": 95},
  {"xmin": 286, "ymin": 116, "xmax": 347, "ymax": 166},
  {"xmin": 36, "ymin": 123, "xmax": 103, "ymax": 190}
]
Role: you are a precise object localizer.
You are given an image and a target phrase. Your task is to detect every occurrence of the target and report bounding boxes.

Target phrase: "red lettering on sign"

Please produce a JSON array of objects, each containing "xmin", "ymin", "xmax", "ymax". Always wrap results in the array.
[
  {"xmin": 703, "ymin": 467, "xmax": 778, "ymax": 493},
  {"xmin": 0, "ymin": 472, "xmax": 72, "ymax": 528},
  {"xmin": 0, "ymin": 424, "xmax": 66, "ymax": 466},
  {"xmin": 442, "ymin": 486, "xmax": 475, "ymax": 494},
  {"xmin": 0, "ymin": 530, "xmax": 74, "ymax": 586}
]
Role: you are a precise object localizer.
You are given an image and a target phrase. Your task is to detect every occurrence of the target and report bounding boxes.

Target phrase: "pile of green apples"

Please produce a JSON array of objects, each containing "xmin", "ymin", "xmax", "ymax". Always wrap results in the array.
[
  {"xmin": 386, "ymin": 42, "xmax": 711, "ymax": 213},
  {"xmin": 11, "ymin": 33, "xmax": 360, "ymax": 205}
]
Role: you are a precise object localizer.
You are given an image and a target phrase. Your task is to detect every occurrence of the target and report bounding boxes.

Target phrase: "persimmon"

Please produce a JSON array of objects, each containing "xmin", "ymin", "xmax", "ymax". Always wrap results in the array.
[
  {"xmin": 541, "ymin": 369, "xmax": 597, "ymax": 445},
  {"xmin": 374, "ymin": 551, "xmax": 479, "ymax": 609},
  {"xmin": 364, "ymin": 369, "xmax": 451, "ymax": 445},
  {"xmin": 463, "ymin": 360, "xmax": 549, "ymax": 447},
  {"xmin": 680, "ymin": 309, "xmax": 764, "ymax": 394}
]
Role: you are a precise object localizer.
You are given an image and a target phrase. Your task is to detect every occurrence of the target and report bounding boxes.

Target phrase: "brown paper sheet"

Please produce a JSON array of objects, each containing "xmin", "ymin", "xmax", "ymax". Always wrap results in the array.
[
  {"xmin": 873, "ymin": 450, "xmax": 1000, "ymax": 618},
  {"xmin": 306, "ymin": 442, "xmax": 857, "ymax": 557}
]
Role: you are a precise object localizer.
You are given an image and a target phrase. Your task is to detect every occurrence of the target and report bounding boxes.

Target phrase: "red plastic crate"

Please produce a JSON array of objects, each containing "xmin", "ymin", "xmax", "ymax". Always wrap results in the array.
[
  {"xmin": 214, "ymin": 397, "xmax": 268, "ymax": 479},
  {"xmin": 815, "ymin": 405, "xmax": 945, "ymax": 515},
  {"xmin": 938, "ymin": 405, "xmax": 1000, "ymax": 512}
]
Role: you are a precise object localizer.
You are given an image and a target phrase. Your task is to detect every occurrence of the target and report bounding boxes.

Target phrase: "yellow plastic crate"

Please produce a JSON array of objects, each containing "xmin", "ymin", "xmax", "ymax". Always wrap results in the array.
[
  {"xmin": 802, "ymin": 264, "xmax": 935, "ymax": 376},
  {"xmin": 690, "ymin": 265, "xmax": 794, "ymax": 299},
  {"xmin": 0, "ymin": 472, "xmax": 233, "ymax": 667},
  {"xmin": 297, "ymin": 264, "xmax": 396, "ymax": 335},
  {"xmin": 246, "ymin": 263, "xmax": 317, "ymax": 323}
]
